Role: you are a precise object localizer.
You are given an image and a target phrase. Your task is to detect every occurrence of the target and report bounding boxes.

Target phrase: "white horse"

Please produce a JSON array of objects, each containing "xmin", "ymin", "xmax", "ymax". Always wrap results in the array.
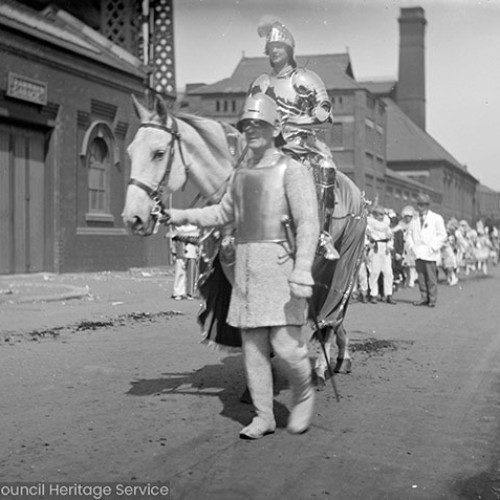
[{"xmin": 122, "ymin": 94, "xmax": 367, "ymax": 389}]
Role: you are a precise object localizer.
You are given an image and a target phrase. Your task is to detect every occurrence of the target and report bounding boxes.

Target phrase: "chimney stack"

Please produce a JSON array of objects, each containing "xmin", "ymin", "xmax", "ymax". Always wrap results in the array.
[{"xmin": 397, "ymin": 7, "xmax": 427, "ymax": 130}]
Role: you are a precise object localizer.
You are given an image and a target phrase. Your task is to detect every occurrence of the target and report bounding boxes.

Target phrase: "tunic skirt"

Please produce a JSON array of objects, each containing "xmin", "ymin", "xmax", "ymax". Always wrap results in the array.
[{"xmin": 227, "ymin": 242, "xmax": 307, "ymax": 329}]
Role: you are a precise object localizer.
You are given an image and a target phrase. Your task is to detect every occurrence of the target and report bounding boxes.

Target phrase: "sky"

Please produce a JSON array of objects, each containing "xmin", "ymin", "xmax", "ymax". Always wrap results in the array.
[{"xmin": 172, "ymin": 0, "xmax": 500, "ymax": 192}]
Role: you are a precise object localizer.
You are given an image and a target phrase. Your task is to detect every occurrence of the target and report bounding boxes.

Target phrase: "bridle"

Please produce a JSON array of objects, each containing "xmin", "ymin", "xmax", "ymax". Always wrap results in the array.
[
  {"xmin": 128, "ymin": 117, "xmax": 187, "ymax": 232},
  {"xmin": 128, "ymin": 115, "xmax": 246, "ymax": 233}
]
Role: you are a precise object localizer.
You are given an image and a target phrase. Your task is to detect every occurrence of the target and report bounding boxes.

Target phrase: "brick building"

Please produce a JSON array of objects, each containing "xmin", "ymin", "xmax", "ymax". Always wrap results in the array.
[
  {"xmin": 0, "ymin": 0, "xmax": 152, "ymax": 274},
  {"xmin": 1, "ymin": 0, "xmax": 177, "ymax": 274}
]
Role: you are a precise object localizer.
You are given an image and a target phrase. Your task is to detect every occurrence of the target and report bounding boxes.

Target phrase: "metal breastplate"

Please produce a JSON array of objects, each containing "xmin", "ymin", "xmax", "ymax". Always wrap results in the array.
[
  {"xmin": 231, "ymin": 157, "xmax": 290, "ymax": 244},
  {"xmin": 250, "ymin": 68, "xmax": 329, "ymax": 126}
]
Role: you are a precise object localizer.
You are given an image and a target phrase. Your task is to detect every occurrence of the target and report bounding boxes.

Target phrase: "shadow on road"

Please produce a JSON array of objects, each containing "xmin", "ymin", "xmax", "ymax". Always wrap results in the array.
[{"xmin": 126, "ymin": 355, "xmax": 291, "ymax": 428}]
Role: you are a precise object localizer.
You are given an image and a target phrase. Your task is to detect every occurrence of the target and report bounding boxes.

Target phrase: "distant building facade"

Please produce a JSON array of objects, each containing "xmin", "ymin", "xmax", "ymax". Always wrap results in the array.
[
  {"xmin": 180, "ymin": 54, "xmax": 435, "ymax": 213},
  {"xmin": 477, "ymin": 185, "xmax": 500, "ymax": 227}
]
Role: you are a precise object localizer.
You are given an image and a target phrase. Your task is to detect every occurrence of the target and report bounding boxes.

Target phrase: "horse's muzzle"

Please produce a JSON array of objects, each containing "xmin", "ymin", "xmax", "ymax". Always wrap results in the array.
[{"xmin": 122, "ymin": 214, "xmax": 154, "ymax": 236}]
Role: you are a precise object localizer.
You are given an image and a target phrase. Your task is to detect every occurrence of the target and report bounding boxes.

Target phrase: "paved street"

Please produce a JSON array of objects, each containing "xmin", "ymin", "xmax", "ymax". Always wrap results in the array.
[{"xmin": 1, "ymin": 266, "xmax": 499, "ymax": 500}]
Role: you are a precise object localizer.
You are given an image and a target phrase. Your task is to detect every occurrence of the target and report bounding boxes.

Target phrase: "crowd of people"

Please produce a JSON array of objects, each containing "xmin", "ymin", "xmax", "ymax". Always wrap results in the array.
[{"xmin": 352, "ymin": 195, "xmax": 500, "ymax": 306}]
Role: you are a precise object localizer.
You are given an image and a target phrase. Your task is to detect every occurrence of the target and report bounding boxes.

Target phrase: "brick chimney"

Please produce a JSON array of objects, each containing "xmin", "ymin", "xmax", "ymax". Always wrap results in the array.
[{"xmin": 397, "ymin": 7, "xmax": 427, "ymax": 130}]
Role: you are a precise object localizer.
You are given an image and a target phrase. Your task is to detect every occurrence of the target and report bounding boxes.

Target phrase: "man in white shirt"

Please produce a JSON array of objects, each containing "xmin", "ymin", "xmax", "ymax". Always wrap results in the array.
[
  {"xmin": 366, "ymin": 206, "xmax": 396, "ymax": 304},
  {"xmin": 406, "ymin": 194, "xmax": 447, "ymax": 307}
]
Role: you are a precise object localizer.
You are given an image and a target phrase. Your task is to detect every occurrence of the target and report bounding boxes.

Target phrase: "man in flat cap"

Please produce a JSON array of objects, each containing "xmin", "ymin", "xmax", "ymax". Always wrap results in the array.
[{"xmin": 406, "ymin": 194, "xmax": 447, "ymax": 307}]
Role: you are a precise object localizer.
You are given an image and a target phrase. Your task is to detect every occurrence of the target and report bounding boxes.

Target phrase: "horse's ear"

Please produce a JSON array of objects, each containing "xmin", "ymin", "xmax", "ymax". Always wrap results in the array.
[
  {"xmin": 131, "ymin": 94, "xmax": 147, "ymax": 120},
  {"xmin": 154, "ymin": 94, "xmax": 169, "ymax": 125}
]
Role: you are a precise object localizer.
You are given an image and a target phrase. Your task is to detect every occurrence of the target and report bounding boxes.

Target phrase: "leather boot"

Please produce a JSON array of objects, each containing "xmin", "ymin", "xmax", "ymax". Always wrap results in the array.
[{"xmin": 239, "ymin": 329, "xmax": 276, "ymax": 439}]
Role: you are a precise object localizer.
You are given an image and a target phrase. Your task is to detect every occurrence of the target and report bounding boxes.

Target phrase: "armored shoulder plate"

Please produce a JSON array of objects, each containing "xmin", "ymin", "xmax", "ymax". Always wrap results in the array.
[
  {"xmin": 292, "ymin": 68, "xmax": 330, "ymax": 103},
  {"xmin": 248, "ymin": 73, "xmax": 271, "ymax": 96}
]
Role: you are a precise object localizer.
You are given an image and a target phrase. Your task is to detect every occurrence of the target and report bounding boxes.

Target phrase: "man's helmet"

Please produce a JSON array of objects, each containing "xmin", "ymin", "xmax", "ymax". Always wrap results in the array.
[
  {"xmin": 257, "ymin": 16, "xmax": 295, "ymax": 50},
  {"xmin": 237, "ymin": 93, "xmax": 281, "ymax": 131}
]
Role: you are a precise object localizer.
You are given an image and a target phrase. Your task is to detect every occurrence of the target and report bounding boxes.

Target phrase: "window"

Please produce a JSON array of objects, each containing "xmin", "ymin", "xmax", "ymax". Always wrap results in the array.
[
  {"xmin": 365, "ymin": 152, "xmax": 374, "ymax": 168},
  {"xmin": 332, "ymin": 96, "xmax": 343, "ymax": 108},
  {"xmin": 365, "ymin": 118, "xmax": 374, "ymax": 151},
  {"xmin": 331, "ymin": 123, "xmax": 343, "ymax": 147},
  {"xmin": 88, "ymin": 138, "xmax": 110, "ymax": 214},
  {"xmin": 79, "ymin": 121, "xmax": 118, "ymax": 224},
  {"xmin": 366, "ymin": 95, "xmax": 375, "ymax": 110}
]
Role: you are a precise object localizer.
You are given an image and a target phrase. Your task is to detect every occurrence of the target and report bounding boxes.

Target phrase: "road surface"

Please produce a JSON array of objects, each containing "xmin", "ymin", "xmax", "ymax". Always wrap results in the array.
[{"xmin": 1, "ymin": 267, "xmax": 499, "ymax": 499}]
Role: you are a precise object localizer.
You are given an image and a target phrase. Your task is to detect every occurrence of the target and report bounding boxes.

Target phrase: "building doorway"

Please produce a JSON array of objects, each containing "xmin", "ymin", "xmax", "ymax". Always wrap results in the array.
[{"xmin": 0, "ymin": 124, "xmax": 48, "ymax": 274}]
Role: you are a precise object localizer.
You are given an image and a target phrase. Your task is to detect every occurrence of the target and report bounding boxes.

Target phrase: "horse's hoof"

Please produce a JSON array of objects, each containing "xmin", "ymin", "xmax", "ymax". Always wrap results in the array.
[
  {"xmin": 315, "ymin": 377, "xmax": 326, "ymax": 391},
  {"xmin": 334, "ymin": 358, "xmax": 343, "ymax": 373},
  {"xmin": 344, "ymin": 359, "xmax": 352, "ymax": 373},
  {"xmin": 334, "ymin": 358, "xmax": 352, "ymax": 374}
]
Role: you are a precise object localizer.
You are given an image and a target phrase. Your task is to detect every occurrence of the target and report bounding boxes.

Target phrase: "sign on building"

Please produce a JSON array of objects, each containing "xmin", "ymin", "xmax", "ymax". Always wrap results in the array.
[{"xmin": 7, "ymin": 72, "xmax": 48, "ymax": 106}]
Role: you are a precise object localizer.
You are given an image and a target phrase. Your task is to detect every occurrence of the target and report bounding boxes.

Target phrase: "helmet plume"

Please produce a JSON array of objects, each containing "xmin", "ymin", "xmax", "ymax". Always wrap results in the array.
[{"xmin": 257, "ymin": 16, "xmax": 281, "ymax": 38}]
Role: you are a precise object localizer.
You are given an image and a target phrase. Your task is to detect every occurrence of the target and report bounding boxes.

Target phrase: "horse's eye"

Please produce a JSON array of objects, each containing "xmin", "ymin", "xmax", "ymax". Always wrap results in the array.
[{"xmin": 152, "ymin": 150, "xmax": 166, "ymax": 161}]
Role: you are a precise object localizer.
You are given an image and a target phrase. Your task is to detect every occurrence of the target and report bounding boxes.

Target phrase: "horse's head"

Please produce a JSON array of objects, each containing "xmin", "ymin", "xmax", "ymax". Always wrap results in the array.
[{"xmin": 122, "ymin": 94, "xmax": 188, "ymax": 236}]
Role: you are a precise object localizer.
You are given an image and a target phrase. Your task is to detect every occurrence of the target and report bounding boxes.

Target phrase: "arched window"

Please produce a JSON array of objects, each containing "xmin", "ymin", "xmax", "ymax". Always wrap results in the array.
[
  {"xmin": 88, "ymin": 137, "xmax": 110, "ymax": 213},
  {"xmin": 79, "ymin": 121, "xmax": 118, "ymax": 222}
]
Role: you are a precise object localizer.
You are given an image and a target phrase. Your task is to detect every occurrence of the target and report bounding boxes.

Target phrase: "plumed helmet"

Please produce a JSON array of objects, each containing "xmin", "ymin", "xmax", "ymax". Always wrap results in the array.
[
  {"xmin": 237, "ymin": 93, "xmax": 281, "ymax": 131},
  {"xmin": 257, "ymin": 16, "xmax": 295, "ymax": 50}
]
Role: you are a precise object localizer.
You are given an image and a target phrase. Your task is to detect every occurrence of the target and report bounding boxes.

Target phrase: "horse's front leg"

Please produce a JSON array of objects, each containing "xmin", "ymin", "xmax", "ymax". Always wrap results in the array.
[
  {"xmin": 334, "ymin": 323, "xmax": 352, "ymax": 374},
  {"xmin": 313, "ymin": 328, "xmax": 331, "ymax": 391},
  {"xmin": 313, "ymin": 323, "xmax": 353, "ymax": 390}
]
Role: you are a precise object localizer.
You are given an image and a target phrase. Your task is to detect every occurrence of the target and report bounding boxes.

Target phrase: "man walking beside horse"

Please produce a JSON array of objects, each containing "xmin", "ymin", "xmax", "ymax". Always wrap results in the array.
[{"xmin": 164, "ymin": 94, "xmax": 320, "ymax": 439}]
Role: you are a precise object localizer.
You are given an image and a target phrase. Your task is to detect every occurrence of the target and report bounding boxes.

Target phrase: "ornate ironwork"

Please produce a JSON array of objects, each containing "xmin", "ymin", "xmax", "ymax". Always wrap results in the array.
[{"xmin": 151, "ymin": 0, "xmax": 176, "ymax": 97}]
